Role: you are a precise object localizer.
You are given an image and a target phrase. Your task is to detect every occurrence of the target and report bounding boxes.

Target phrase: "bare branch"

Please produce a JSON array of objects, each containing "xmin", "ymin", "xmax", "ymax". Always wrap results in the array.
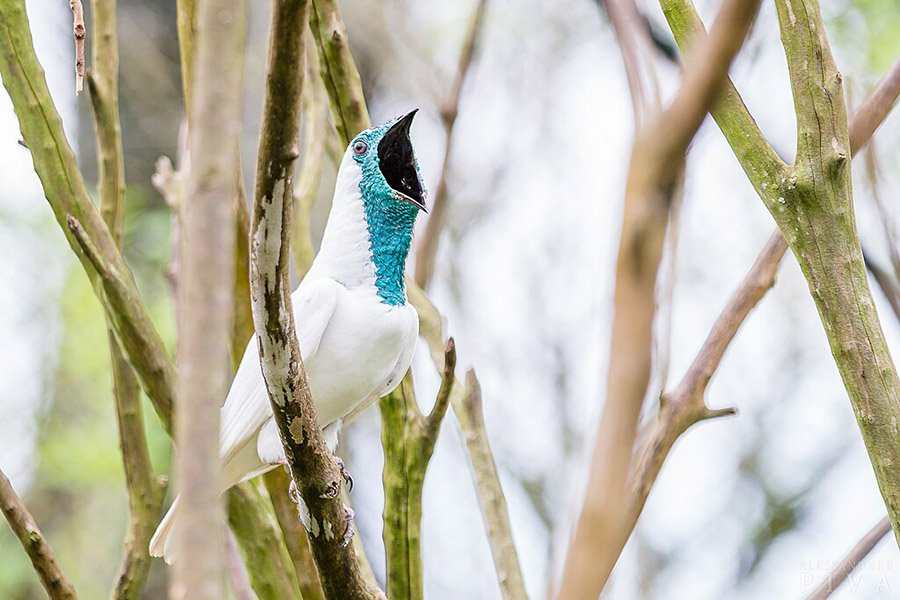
[
  {"xmin": 557, "ymin": 1, "xmax": 761, "ymax": 596},
  {"xmin": 0, "ymin": 468, "xmax": 79, "ymax": 600},
  {"xmin": 806, "ymin": 517, "xmax": 892, "ymax": 600},
  {"xmin": 414, "ymin": 0, "xmax": 489, "ymax": 288},
  {"xmin": 69, "ymin": 0, "xmax": 85, "ymax": 95},
  {"xmin": 250, "ymin": 2, "xmax": 383, "ymax": 598}
]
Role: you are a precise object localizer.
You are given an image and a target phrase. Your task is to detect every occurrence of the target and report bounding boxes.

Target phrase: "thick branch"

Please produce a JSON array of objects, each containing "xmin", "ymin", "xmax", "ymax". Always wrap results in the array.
[
  {"xmin": 414, "ymin": 0, "xmax": 489, "ymax": 288},
  {"xmin": 250, "ymin": 3, "xmax": 383, "ymax": 599},
  {"xmin": 226, "ymin": 483, "xmax": 302, "ymax": 599},
  {"xmin": 557, "ymin": 1, "xmax": 761, "ymax": 597},
  {"xmin": 769, "ymin": 0, "xmax": 900, "ymax": 541},
  {"xmin": 0, "ymin": 468, "xmax": 78, "ymax": 600},
  {"xmin": 172, "ymin": 0, "xmax": 246, "ymax": 596}
]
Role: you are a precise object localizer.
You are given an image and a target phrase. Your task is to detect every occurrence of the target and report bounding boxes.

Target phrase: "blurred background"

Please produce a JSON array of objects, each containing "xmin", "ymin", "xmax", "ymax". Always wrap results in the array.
[{"xmin": 1, "ymin": 0, "xmax": 899, "ymax": 598}]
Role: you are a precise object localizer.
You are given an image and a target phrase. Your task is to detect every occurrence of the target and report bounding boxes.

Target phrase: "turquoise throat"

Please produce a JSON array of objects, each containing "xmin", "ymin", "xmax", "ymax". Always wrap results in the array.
[{"xmin": 356, "ymin": 152, "xmax": 418, "ymax": 306}]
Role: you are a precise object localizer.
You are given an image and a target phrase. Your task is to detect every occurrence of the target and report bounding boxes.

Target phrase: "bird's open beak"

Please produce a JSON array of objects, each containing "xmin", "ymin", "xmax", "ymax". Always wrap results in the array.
[{"xmin": 378, "ymin": 109, "xmax": 427, "ymax": 212}]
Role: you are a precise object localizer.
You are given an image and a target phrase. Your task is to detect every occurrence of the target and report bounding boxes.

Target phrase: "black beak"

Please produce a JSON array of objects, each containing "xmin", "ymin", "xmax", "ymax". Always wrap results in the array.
[{"xmin": 378, "ymin": 109, "xmax": 427, "ymax": 212}]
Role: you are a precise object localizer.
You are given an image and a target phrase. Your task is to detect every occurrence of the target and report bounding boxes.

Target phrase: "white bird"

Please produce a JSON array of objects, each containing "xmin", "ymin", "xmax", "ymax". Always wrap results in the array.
[{"xmin": 150, "ymin": 110, "xmax": 427, "ymax": 563}]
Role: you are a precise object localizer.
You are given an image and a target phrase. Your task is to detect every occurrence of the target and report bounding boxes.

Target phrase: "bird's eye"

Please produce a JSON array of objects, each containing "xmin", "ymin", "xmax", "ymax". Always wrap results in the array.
[{"xmin": 353, "ymin": 140, "xmax": 368, "ymax": 155}]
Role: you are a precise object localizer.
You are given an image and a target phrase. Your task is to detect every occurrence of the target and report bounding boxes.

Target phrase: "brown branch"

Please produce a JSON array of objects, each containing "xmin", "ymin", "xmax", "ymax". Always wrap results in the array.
[
  {"xmin": 250, "ymin": 2, "xmax": 383, "ymax": 598},
  {"xmin": 849, "ymin": 60, "xmax": 900, "ymax": 154},
  {"xmin": 69, "ymin": 0, "xmax": 85, "ymax": 95},
  {"xmin": 0, "ymin": 468, "xmax": 79, "ymax": 600},
  {"xmin": 172, "ymin": 0, "xmax": 246, "ymax": 595},
  {"xmin": 413, "ymin": 0, "xmax": 489, "ymax": 288},
  {"xmin": 557, "ymin": 1, "xmax": 761, "ymax": 597},
  {"xmin": 806, "ymin": 516, "xmax": 892, "ymax": 600}
]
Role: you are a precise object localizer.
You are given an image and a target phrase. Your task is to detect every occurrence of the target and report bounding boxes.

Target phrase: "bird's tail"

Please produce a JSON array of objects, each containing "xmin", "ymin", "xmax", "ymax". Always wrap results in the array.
[{"xmin": 149, "ymin": 496, "xmax": 181, "ymax": 564}]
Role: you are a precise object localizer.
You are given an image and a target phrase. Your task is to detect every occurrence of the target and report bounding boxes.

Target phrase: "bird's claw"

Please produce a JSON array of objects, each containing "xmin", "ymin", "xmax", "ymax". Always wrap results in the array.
[{"xmin": 336, "ymin": 457, "xmax": 353, "ymax": 492}]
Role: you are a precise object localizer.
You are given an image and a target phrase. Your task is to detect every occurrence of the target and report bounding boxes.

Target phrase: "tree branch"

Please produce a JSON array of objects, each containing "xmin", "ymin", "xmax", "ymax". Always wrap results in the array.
[
  {"xmin": 172, "ymin": 0, "xmax": 247, "ymax": 596},
  {"xmin": 594, "ymin": 16, "xmax": 900, "ymax": 582},
  {"xmin": 413, "ymin": 0, "xmax": 489, "ymax": 288},
  {"xmin": 557, "ymin": 1, "xmax": 761, "ymax": 596},
  {"xmin": 0, "ymin": 0, "xmax": 177, "ymax": 432},
  {"xmin": 250, "ymin": 2, "xmax": 383, "ymax": 598},
  {"xmin": 86, "ymin": 1, "xmax": 167, "ymax": 596},
  {"xmin": 0, "ymin": 468, "xmax": 78, "ymax": 600},
  {"xmin": 69, "ymin": 0, "xmax": 85, "ymax": 95}
]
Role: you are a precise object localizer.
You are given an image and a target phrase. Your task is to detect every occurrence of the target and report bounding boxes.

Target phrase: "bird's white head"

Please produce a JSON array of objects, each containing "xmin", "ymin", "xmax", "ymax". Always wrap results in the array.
[{"xmin": 319, "ymin": 110, "xmax": 427, "ymax": 305}]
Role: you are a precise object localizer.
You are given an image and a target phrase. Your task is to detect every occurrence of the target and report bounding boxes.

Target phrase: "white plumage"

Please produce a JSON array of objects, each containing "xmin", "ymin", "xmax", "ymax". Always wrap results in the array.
[{"xmin": 150, "ymin": 140, "xmax": 420, "ymax": 563}]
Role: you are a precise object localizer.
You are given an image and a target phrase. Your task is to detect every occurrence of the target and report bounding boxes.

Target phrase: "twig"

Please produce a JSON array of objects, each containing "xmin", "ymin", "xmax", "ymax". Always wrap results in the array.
[
  {"xmin": 806, "ymin": 517, "xmax": 892, "ymax": 600},
  {"xmin": 414, "ymin": 0, "xmax": 489, "ymax": 288},
  {"xmin": 380, "ymin": 341, "xmax": 457, "ymax": 600},
  {"xmin": 0, "ymin": 468, "xmax": 79, "ymax": 600},
  {"xmin": 249, "ymin": 2, "xmax": 383, "ymax": 598},
  {"xmin": 456, "ymin": 372, "xmax": 529, "ymax": 600},
  {"xmin": 69, "ymin": 0, "xmax": 85, "ymax": 95},
  {"xmin": 86, "ymin": 1, "xmax": 167, "ymax": 596},
  {"xmin": 557, "ymin": 1, "xmax": 762, "ymax": 597}
]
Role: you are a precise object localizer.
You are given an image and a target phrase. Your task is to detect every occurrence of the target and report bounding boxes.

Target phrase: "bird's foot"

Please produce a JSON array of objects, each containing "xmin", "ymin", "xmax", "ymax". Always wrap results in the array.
[
  {"xmin": 340, "ymin": 504, "xmax": 355, "ymax": 548},
  {"xmin": 336, "ymin": 457, "xmax": 353, "ymax": 492}
]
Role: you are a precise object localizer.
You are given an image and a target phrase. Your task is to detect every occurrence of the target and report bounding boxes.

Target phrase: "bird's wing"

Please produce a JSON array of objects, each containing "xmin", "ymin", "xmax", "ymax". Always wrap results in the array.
[{"xmin": 219, "ymin": 278, "xmax": 340, "ymax": 465}]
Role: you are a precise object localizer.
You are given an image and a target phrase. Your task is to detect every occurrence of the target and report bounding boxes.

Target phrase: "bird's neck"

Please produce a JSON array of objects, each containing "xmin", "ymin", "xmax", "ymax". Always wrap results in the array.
[
  {"xmin": 361, "ymin": 185, "xmax": 417, "ymax": 305},
  {"xmin": 311, "ymin": 169, "xmax": 416, "ymax": 305}
]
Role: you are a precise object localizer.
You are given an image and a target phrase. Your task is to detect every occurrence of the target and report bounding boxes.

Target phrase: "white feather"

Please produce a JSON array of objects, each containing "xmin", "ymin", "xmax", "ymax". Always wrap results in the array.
[{"xmin": 150, "ymin": 145, "xmax": 420, "ymax": 563}]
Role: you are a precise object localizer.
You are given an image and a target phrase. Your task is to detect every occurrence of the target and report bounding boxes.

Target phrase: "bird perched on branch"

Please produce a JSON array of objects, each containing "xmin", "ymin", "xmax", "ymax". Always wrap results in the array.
[{"xmin": 150, "ymin": 110, "xmax": 427, "ymax": 563}]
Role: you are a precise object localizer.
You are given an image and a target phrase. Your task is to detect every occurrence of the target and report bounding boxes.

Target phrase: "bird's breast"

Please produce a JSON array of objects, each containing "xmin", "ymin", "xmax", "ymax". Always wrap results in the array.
[{"xmin": 304, "ymin": 286, "xmax": 418, "ymax": 425}]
